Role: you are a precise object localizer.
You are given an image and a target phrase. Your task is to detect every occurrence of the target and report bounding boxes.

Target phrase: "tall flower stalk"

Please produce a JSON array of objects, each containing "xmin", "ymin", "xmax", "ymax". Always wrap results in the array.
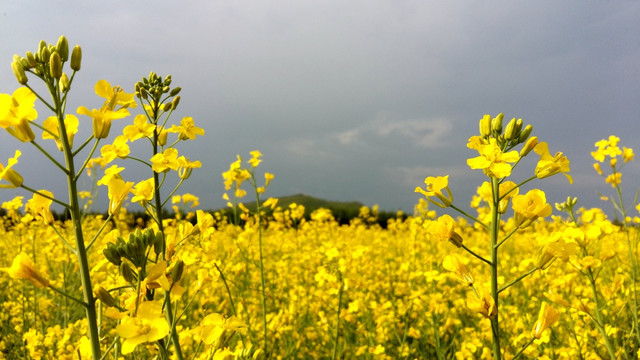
[{"xmin": 416, "ymin": 113, "xmax": 570, "ymax": 359}]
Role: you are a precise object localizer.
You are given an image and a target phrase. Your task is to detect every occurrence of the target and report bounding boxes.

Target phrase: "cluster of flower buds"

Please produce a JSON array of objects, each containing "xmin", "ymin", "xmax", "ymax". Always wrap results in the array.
[
  {"xmin": 135, "ymin": 72, "xmax": 181, "ymax": 118},
  {"xmin": 478, "ymin": 113, "xmax": 533, "ymax": 149},
  {"xmin": 11, "ymin": 35, "xmax": 81, "ymax": 86},
  {"xmin": 103, "ymin": 228, "xmax": 164, "ymax": 269}
]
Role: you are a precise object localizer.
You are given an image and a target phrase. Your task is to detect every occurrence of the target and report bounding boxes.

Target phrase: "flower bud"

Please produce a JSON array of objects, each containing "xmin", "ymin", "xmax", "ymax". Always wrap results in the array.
[
  {"xmin": 162, "ymin": 86, "xmax": 170, "ymax": 94},
  {"xmin": 70, "ymin": 45, "xmax": 82, "ymax": 71},
  {"xmin": 95, "ymin": 287, "xmax": 119, "ymax": 307},
  {"xmin": 518, "ymin": 124, "xmax": 533, "ymax": 143},
  {"xmin": 171, "ymin": 96, "xmax": 180, "ymax": 110},
  {"xmin": 39, "ymin": 44, "xmax": 51, "ymax": 65},
  {"xmin": 11, "ymin": 61, "xmax": 28, "ymax": 85},
  {"xmin": 479, "ymin": 115, "xmax": 491, "ymax": 137},
  {"xmin": 103, "ymin": 244, "xmax": 122, "ymax": 265},
  {"xmin": 49, "ymin": 52, "xmax": 62, "ymax": 79},
  {"xmin": 170, "ymin": 87, "xmax": 181, "ymax": 97},
  {"xmin": 170, "ymin": 260, "xmax": 184, "ymax": 283},
  {"xmin": 55, "ymin": 35, "xmax": 69, "ymax": 62},
  {"xmin": 504, "ymin": 118, "xmax": 521, "ymax": 140},
  {"xmin": 25, "ymin": 51, "xmax": 37, "ymax": 67},
  {"xmin": 2, "ymin": 168, "xmax": 23, "ymax": 188},
  {"xmin": 120, "ymin": 262, "xmax": 137, "ymax": 283},
  {"xmin": 162, "ymin": 101, "xmax": 173, "ymax": 112},
  {"xmin": 38, "ymin": 40, "xmax": 47, "ymax": 56},
  {"xmin": 520, "ymin": 136, "xmax": 538, "ymax": 157},
  {"xmin": 491, "ymin": 113, "xmax": 504, "ymax": 135},
  {"xmin": 60, "ymin": 73, "xmax": 70, "ymax": 92}
]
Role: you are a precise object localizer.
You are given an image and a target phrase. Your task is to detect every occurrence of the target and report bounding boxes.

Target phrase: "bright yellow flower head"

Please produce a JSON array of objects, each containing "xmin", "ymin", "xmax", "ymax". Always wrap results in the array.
[
  {"xmin": 123, "ymin": 114, "xmax": 156, "ymax": 141},
  {"xmin": 77, "ymin": 105, "xmax": 129, "ymax": 139},
  {"xmin": 95, "ymin": 79, "xmax": 137, "ymax": 109},
  {"xmin": 428, "ymin": 214, "xmax": 463, "ymax": 247},
  {"xmin": 25, "ymin": 190, "xmax": 55, "ymax": 224},
  {"xmin": 497, "ymin": 181, "xmax": 519, "ymax": 214},
  {"xmin": 222, "ymin": 155, "xmax": 251, "ymax": 190},
  {"xmin": 442, "ymin": 254, "xmax": 474, "ymax": 285},
  {"xmin": 2, "ymin": 252, "xmax": 50, "ymax": 288},
  {"xmin": 131, "ymin": 178, "xmax": 155, "ymax": 205},
  {"xmin": 199, "ymin": 312, "xmax": 248, "ymax": 347},
  {"xmin": 534, "ymin": 141, "xmax": 572, "ymax": 183},
  {"xmin": 97, "ymin": 164, "xmax": 125, "ymax": 186},
  {"xmin": 0, "ymin": 87, "xmax": 37, "ymax": 142},
  {"xmin": 466, "ymin": 285, "xmax": 497, "ymax": 319},
  {"xmin": 467, "ymin": 139, "xmax": 519, "ymax": 178},
  {"xmin": 115, "ymin": 301, "xmax": 169, "ymax": 355},
  {"xmin": 100, "ymin": 135, "xmax": 130, "ymax": 163},
  {"xmin": 177, "ymin": 156, "xmax": 202, "ymax": 180},
  {"xmin": 248, "ymin": 150, "xmax": 263, "ymax": 168},
  {"xmin": 151, "ymin": 148, "xmax": 180, "ymax": 173},
  {"xmin": 415, "ymin": 175, "xmax": 453, "ymax": 208},
  {"xmin": 591, "ymin": 135, "xmax": 622, "ymax": 162},
  {"xmin": 623, "ymin": 147, "xmax": 634, "ymax": 163},
  {"xmin": 605, "ymin": 172, "xmax": 622, "ymax": 188},
  {"xmin": 169, "ymin": 116, "xmax": 205, "ymax": 141},
  {"xmin": 0, "ymin": 150, "xmax": 23, "ymax": 188},
  {"xmin": 105, "ymin": 178, "xmax": 133, "ymax": 216},
  {"xmin": 512, "ymin": 189, "xmax": 553, "ymax": 228},
  {"xmin": 42, "ymin": 115, "xmax": 79, "ymax": 151},
  {"xmin": 531, "ymin": 302, "xmax": 560, "ymax": 339}
]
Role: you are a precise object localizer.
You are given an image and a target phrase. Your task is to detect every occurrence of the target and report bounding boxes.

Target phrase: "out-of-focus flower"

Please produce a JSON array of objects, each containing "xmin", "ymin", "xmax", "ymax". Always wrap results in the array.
[
  {"xmin": 428, "ymin": 214, "xmax": 463, "ymax": 247},
  {"xmin": 442, "ymin": 254, "xmax": 474, "ymax": 285},
  {"xmin": 1, "ymin": 252, "xmax": 49, "ymax": 288},
  {"xmin": 531, "ymin": 302, "xmax": 560, "ymax": 339},
  {"xmin": 25, "ymin": 190, "xmax": 55, "ymax": 224},
  {"xmin": 0, "ymin": 150, "xmax": 23, "ymax": 188}
]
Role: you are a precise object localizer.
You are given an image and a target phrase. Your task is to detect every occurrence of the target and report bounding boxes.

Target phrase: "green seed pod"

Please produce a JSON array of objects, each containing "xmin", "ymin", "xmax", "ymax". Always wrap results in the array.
[
  {"xmin": 120, "ymin": 262, "xmax": 137, "ymax": 283},
  {"xmin": 103, "ymin": 245, "xmax": 122, "ymax": 266},
  {"xmin": 154, "ymin": 231, "xmax": 164, "ymax": 256},
  {"xmin": 56, "ymin": 35, "xmax": 69, "ymax": 62},
  {"xmin": 95, "ymin": 287, "xmax": 119, "ymax": 307},
  {"xmin": 49, "ymin": 52, "xmax": 62, "ymax": 79},
  {"xmin": 70, "ymin": 45, "xmax": 82, "ymax": 71},
  {"xmin": 518, "ymin": 124, "xmax": 533, "ymax": 143},
  {"xmin": 11, "ymin": 61, "xmax": 28, "ymax": 85},
  {"xmin": 170, "ymin": 87, "xmax": 181, "ymax": 97},
  {"xmin": 171, "ymin": 260, "xmax": 184, "ymax": 283},
  {"xmin": 163, "ymin": 101, "xmax": 173, "ymax": 112},
  {"xmin": 491, "ymin": 113, "xmax": 504, "ymax": 135}
]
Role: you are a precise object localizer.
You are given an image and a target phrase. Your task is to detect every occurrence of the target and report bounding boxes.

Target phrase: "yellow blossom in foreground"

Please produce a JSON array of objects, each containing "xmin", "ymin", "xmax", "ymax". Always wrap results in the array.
[
  {"xmin": 105, "ymin": 178, "xmax": 133, "ymax": 216},
  {"xmin": 415, "ymin": 175, "xmax": 453, "ymax": 208},
  {"xmin": 531, "ymin": 302, "xmax": 560, "ymax": 339},
  {"xmin": 123, "ymin": 114, "xmax": 155, "ymax": 141},
  {"xmin": 25, "ymin": 190, "xmax": 54, "ymax": 224},
  {"xmin": 95, "ymin": 79, "xmax": 137, "ymax": 109},
  {"xmin": 170, "ymin": 116, "xmax": 205, "ymax": 140},
  {"xmin": 177, "ymin": 156, "xmax": 202, "ymax": 180},
  {"xmin": 115, "ymin": 301, "xmax": 169, "ymax": 355},
  {"xmin": 467, "ymin": 139, "xmax": 519, "ymax": 178},
  {"xmin": 428, "ymin": 214, "xmax": 463, "ymax": 247},
  {"xmin": 442, "ymin": 254, "xmax": 474, "ymax": 285},
  {"xmin": 150, "ymin": 148, "xmax": 180, "ymax": 173},
  {"xmin": 512, "ymin": 189, "xmax": 552, "ymax": 228},
  {"xmin": 100, "ymin": 135, "xmax": 130, "ymax": 163},
  {"xmin": 199, "ymin": 313, "xmax": 248, "ymax": 347},
  {"xmin": 0, "ymin": 150, "xmax": 23, "ymax": 188},
  {"xmin": 2, "ymin": 252, "xmax": 49, "ymax": 288},
  {"xmin": 42, "ymin": 115, "xmax": 79, "ymax": 151},
  {"xmin": 534, "ymin": 141, "xmax": 572, "ymax": 183},
  {"xmin": 467, "ymin": 285, "xmax": 497, "ymax": 319},
  {"xmin": 0, "ymin": 87, "xmax": 37, "ymax": 142},
  {"xmin": 131, "ymin": 178, "xmax": 155, "ymax": 205}
]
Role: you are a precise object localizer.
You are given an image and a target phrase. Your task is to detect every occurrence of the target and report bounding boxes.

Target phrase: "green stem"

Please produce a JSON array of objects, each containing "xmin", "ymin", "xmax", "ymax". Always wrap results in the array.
[
  {"xmin": 489, "ymin": 177, "xmax": 502, "ymax": 360},
  {"xmin": 48, "ymin": 284, "xmax": 87, "ymax": 306},
  {"xmin": 331, "ymin": 273, "xmax": 344, "ymax": 360},
  {"xmin": 30, "ymin": 140, "xmax": 69, "ymax": 174},
  {"xmin": 451, "ymin": 204, "xmax": 489, "ymax": 230},
  {"xmin": 511, "ymin": 337, "xmax": 535, "ymax": 360},
  {"xmin": 498, "ymin": 267, "xmax": 537, "ymax": 294},
  {"xmin": 459, "ymin": 242, "xmax": 492, "ymax": 267},
  {"xmin": 587, "ymin": 271, "xmax": 617, "ymax": 359},
  {"xmin": 252, "ymin": 173, "xmax": 269, "ymax": 357},
  {"xmin": 495, "ymin": 226, "xmax": 519, "ymax": 249}
]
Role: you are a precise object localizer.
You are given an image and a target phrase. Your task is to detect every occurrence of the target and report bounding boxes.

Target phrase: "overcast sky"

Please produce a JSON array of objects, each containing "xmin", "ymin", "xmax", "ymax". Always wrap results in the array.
[{"xmin": 1, "ymin": 1, "xmax": 639, "ymax": 215}]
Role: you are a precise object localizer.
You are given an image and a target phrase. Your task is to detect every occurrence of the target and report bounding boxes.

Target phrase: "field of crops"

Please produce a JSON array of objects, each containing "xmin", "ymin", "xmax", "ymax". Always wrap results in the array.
[{"xmin": 2, "ymin": 36, "xmax": 640, "ymax": 360}]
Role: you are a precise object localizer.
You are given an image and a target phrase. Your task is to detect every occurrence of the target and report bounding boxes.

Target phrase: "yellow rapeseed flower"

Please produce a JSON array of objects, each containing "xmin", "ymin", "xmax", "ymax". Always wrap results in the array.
[
  {"xmin": 248, "ymin": 150, "xmax": 263, "ymax": 168},
  {"xmin": 2, "ymin": 252, "xmax": 49, "ymax": 288},
  {"xmin": 130, "ymin": 178, "xmax": 155, "ymax": 205},
  {"xmin": 100, "ymin": 135, "xmax": 130, "ymax": 163},
  {"xmin": 442, "ymin": 254, "xmax": 474, "ymax": 285},
  {"xmin": 150, "ymin": 148, "xmax": 180, "ymax": 173},
  {"xmin": 170, "ymin": 116, "xmax": 205, "ymax": 141},
  {"xmin": 0, "ymin": 87, "xmax": 37, "ymax": 142},
  {"xmin": 0, "ymin": 150, "xmax": 23, "ymax": 188},
  {"xmin": 622, "ymin": 147, "xmax": 634, "ymax": 163},
  {"xmin": 415, "ymin": 175, "xmax": 453, "ymax": 208},
  {"xmin": 42, "ymin": 115, "xmax": 79, "ymax": 151},
  {"xmin": 123, "ymin": 114, "xmax": 156, "ymax": 141},
  {"xmin": 531, "ymin": 302, "xmax": 560, "ymax": 339},
  {"xmin": 25, "ymin": 190, "xmax": 55, "ymax": 224},
  {"xmin": 199, "ymin": 313, "xmax": 248, "ymax": 348},
  {"xmin": 512, "ymin": 189, "xmax": 552, "ymax": 228},
  {"xmin": 115, "ymin": 301, "xmax": 169, "ymax": 355},
  {"xmin": 428, "ymin": 214, "xmax": 463, "ymax": 247},
  {"xmin": 105, "ymin": 178, "xmax": 133, "ymax": 216},
  {"xmin": 605, "ymin": 172, "xmax": 622, "ymax": 188},
  {"xmin": 467, "ymin": 139, "xmax": 519, "ymax": 178},
  {"xmin": 533, "ymin": 141, "xmax": 572, "ymax": 183}
]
